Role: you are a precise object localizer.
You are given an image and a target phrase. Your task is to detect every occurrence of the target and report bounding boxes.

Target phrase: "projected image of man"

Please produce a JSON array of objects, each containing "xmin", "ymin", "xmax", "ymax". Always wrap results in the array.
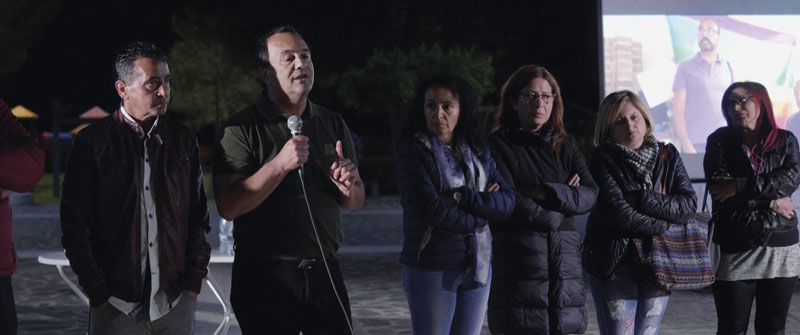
[
  {"xmin": 784, "ymin": 80, "xmax": 800, "ymax": 136},
  {"xmin": 672, "ymin": 17, "xmax": 734, "ymax": 153}
]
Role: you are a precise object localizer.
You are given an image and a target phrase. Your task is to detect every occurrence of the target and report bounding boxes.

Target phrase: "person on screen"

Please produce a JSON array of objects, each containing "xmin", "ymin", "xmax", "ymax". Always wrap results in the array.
[
  {"xmin": 672, "ymin": 17, "xmax": 734, "ymax": 153},
  {"xmin": 782, "ymin": 80, "xmax": 800, "ymax": 136}
]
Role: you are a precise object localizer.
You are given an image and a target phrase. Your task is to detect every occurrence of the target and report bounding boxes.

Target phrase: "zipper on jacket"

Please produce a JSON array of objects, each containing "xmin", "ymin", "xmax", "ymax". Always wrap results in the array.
[{"xmin": 416, "ymin": 226, "xmax": 434, "ymax": 261}]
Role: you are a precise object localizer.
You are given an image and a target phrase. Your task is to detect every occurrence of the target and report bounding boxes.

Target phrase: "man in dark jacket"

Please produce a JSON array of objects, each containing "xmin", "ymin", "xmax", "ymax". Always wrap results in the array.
[
  {"xmin": 0, "ymin": 98, "xmax": 45, "ymax": 334},
  {"xmin": 61, "ymin": 42, "xmax": 211, "ymax": 334}
]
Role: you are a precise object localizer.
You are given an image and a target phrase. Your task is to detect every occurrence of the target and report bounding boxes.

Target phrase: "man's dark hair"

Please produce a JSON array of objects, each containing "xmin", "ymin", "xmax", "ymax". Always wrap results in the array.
[
  {"xmin": 255, "ymin": 25, "xmax": 304, "ymax": 69},
  {"xmin": 114, "ymin": 41, "xmax": 167, "ymax": 84}
]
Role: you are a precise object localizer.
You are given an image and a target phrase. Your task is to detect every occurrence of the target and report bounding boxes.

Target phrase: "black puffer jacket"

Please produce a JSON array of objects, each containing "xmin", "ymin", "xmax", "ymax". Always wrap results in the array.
[
  {"xmin": 488, "ymin": 129, "xmax": 598, "ymax": 335},
  {"xmin": 703, "ymin": 127, "xmax": 800, "ymax": 253},
  {"xmin": 583, "ymin": 142, "xmax": 696, "ymax": 280},
  {"xmin": 396, "ymin": 135, "xmax": 515, "ymax": 269}
]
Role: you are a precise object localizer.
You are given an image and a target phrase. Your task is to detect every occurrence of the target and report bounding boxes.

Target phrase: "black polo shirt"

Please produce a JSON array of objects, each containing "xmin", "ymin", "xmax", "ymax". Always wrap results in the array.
[{"xmin": 213, "ymin": 94, "xmax": 357, "ymax": 258}]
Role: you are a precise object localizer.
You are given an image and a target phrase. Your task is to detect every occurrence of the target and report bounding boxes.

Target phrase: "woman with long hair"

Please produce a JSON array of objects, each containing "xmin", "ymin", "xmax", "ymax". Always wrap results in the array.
[
  {"xmin": 704, "ymin": 81, "xmax": 800, "ymax": 335},
  {"xmin": 396, "ymin": 73, "xmax": 514, "ymax": 334},
  {"xmin": 487, "ymin": 65, "xmax": 598, "ymax": 334}
]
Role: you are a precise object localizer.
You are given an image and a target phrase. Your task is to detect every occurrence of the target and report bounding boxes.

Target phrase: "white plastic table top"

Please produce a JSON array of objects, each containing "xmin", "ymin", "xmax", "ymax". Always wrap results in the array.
[
  {"xmin": 38, "ymin": 250, "xmax": 234, "ymax": 335},
  {"xmin": 38, "ymin": 251, "xmax": 235, "ymax": 265}
]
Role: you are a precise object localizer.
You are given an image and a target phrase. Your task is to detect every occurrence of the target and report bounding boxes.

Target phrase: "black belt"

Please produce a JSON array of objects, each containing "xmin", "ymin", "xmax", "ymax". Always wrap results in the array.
[
  {"xmin": 236, "ymin": 245, "xmax": 333, "ymax": 269},
  {"xmin": 268, "ymin": 256, "xmax": 329, "ymax": 269}
]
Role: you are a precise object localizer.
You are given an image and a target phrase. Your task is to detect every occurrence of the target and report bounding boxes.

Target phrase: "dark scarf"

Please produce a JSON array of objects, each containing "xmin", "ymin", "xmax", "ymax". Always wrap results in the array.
[
  {"xmin": 512, "ymin": 125, "xmax": 554, "ymax": 143},
  {"xmin": 603, "ymin": 136, "xmax": 659, "ymax": 189},
  {"xmin": 417, "ymin": 133, "xmax": 491, "ymax": 285}
]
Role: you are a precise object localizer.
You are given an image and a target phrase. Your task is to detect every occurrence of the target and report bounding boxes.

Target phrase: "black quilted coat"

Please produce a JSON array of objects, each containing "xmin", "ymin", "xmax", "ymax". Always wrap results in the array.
[
  {"xmin": 582, "ymin": 142, "xmax": 696, "ymax": 281},
  {"xmin": 488, "ymin": 129, "xmax": 598, "ymax": 335}
]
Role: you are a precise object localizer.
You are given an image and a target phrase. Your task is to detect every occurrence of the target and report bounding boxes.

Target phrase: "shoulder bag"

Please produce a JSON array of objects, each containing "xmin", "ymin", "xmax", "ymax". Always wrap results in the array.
[{"xmin": 634, "ymin": 146, "xmax": 715, "ymax": 291}]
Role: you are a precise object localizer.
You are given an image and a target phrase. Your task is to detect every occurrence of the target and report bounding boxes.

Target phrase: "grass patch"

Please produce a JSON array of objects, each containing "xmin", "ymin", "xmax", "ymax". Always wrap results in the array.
[{"xmin": 32, "ymin": 173, "xmax": 64, "ymax": 204}]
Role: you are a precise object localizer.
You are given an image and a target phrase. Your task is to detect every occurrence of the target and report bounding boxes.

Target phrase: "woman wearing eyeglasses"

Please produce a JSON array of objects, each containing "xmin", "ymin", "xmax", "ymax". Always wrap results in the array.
[
  {"xmin": 704, "ymin": 82, "xmax": 800, "ymax": 335},
  {"xmin": 487, "ymin": 65, "xmax": 598, "ymax": 334}
]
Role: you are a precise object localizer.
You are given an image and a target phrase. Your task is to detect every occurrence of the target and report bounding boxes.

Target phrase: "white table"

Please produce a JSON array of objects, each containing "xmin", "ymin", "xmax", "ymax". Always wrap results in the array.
[{"xmin": 38, "ymin": 250, "xmax": 234, "ymax": 335}]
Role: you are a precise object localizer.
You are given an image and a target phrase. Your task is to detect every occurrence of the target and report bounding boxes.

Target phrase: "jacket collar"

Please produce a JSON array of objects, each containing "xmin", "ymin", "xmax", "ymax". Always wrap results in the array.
[
  {"xmin": 506, "ymin": 126, "xmax": 553, "ymax": 145},
  {"xmin": 113, "ymin": 106, "xmax": 164, "ymax": 145},
  {"xmin": 692, "ymin": 51, "xmax": 725, "ymax": 65}
]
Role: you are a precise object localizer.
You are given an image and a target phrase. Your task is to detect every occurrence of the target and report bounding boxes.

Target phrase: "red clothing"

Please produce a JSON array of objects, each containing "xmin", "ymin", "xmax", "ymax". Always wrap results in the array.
[{"xmin": 0, "ymin": 100, "xmax": 45, "ymax": 277}]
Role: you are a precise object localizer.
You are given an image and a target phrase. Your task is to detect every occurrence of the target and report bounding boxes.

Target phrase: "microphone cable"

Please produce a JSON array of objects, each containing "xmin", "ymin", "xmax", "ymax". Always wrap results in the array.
[{"xmin": 297, "ymin": 169, "xmax": 355, "ymax": 335}]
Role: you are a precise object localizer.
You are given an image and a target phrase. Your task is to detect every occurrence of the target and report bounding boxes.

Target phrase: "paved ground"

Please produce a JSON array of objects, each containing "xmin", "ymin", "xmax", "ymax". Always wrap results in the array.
[{"xmin": 9, "ymin": 196, "xmax": 800, "ymax": 334}]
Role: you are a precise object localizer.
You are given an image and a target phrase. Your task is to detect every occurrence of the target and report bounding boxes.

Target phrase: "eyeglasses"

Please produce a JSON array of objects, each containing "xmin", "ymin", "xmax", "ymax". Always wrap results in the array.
[
  {"xmin": 725, "ymin": 95, "xmax": 753, "ymax": 110},
  {"xmin": 519, "ymin": 92, "xmax": 557, "ymax": 104}
]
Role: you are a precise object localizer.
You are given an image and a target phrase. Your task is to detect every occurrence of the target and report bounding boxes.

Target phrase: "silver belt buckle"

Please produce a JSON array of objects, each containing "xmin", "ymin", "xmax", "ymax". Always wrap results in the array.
[{"xmin": 297, "ymin": 257, "xmax": 317, "ymax": 269}]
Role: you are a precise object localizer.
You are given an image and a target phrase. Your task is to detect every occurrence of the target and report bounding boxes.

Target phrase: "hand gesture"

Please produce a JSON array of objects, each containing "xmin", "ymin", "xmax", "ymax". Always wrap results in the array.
[
  {"xmin": 275, "ymin": 135, "xmax": 309, "ymax": 173},
  {"xmin": 329, "ymin": 140, "xmax": 362, "ymax": 194},
  {"xmin": 0, "ymin": 188, "xmax": 9, "ymax": 200}
]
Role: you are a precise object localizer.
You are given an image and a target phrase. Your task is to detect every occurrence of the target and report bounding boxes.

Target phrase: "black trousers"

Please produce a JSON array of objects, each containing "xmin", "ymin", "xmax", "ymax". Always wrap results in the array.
[
  {"xmin": 230, "ymin": 251, "xmax": 352, "ymax": 335},
  {"xmin": 0, "ymin": 276, "xmax": 17, "ymax": 335},
  {"xmin": 712, "ymin": 277, "xmax": 797, "ymax": 335}
]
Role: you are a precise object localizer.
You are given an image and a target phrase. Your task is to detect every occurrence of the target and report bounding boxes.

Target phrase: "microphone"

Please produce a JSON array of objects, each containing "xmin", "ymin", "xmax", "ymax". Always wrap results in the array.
[
  {"xmin": 287, "ymin": 115, "xmax": 303, "ymax": 137},
  {"xmin": 287, "ymin": 115, "xmax": 304, "ymax": 178}
]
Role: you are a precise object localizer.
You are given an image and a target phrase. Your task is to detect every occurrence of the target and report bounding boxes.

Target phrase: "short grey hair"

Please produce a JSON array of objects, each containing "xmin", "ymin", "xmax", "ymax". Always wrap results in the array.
[{"xmin": 114, "ymin": 41, "xmax": 167, "ymax": 84}]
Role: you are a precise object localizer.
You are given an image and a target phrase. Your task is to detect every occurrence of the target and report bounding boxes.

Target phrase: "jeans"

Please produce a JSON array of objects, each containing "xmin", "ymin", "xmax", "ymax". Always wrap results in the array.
[
  {"xmin": 590, "ymin": 264, "xmax": 669, "ymax": 335},
  {"xmin": 403, "ymin": 265, "xmax": 491, "ymax": 335},
  {"xmin": 230, "ymin": 251, "xmax": 351, "ymax": 335},
  {"xmin": 712, "ymin": 277, "xmax": 797, "ymax": 335}
]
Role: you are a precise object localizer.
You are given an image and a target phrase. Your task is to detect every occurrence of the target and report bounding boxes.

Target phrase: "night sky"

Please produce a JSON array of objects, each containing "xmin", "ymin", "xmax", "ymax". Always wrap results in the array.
[
  {"xmin": 3, "ymin": 0, "xmax": 186, "ymax": 123},
  {"xmin": 0, "ymin": 0, "xmax": 602, "ymax": 135}
]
